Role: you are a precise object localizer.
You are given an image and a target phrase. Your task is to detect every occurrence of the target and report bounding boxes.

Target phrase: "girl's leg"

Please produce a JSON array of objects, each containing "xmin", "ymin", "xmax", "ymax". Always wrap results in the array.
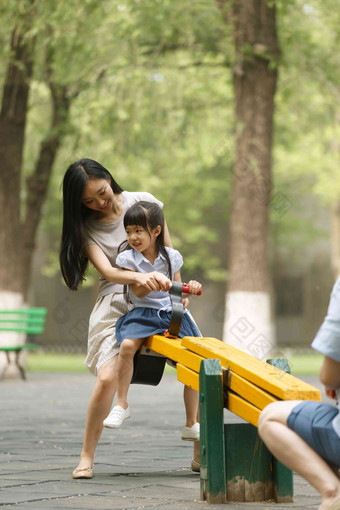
[
  {"xmin": 183, "ymin": 385, "xmax": 199, "ymax": 428},
  {"xmin": 258, "ymin": 401, "xmax": 340, "ymax": 510},
  {"xmin": 116, "ymin": 338, "xmax": 144, "ymax": 409},
  {"xmin": 182, "ymin": 385, "xmax": 200, "ymax": 446},
  {"xmin": 74, "ymin": 356, "xmax": 118, "ymax": 472}
]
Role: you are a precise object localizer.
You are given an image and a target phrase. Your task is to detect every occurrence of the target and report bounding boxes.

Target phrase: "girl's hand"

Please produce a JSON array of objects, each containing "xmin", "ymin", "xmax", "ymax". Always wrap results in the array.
[
  {"xmin": 153, "ymin": 272, "xmax": 172, "ymax": 292},
  {"xmin": 135, "ymin": 271, "xmax": 171, "ymax": 292},
  {"xmin": 186, "ymin": 280, "xmax": 202, "ymax": 295},
  {"xmin": 182, "ymin": 297, "xmax": 189, "ymax": 308},
  {"xmin": 135, "ymin": 272, "xmax": 161, "ymax": 291}
]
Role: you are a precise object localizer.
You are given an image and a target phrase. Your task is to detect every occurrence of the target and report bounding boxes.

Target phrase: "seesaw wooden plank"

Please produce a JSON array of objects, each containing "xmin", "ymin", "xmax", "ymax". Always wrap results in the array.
[
  {"xmin": 177, "ymin": 365, "xmax": 265, "ymax": 428},
  {"xmin": 144, "ymin": 335, "xmax": 203, "ymax": 373},
  {"xmin": 177, "ymin": 362, "xmax": 277, "ymax": 411},
  {"xmin": 181, "ymin": 337, "xmax": 321, "ymax": 401},
  {"xmin": 227, "ymin": 370, "xmax": 278, "ymax": 410},
  {"xmin": 177, "ymin": 364, "xmax": 199, "ymax": 391},
  {"xmin": 228, "ymin": 393, "xmax": 260, "ymax": 428}
]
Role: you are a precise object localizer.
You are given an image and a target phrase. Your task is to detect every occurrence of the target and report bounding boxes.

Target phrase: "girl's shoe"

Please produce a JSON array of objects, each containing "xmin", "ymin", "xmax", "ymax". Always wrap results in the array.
[
  {"xmin": 72, "ymin": 466, "xmax": 94, "ymax": 479},
  {"xmin": 182, "ymin": 422, "xmax": 200, "ymax": 441},
  {"xmin": 191, "ymin": 459, "xmax": 200, "ymax": 472},
  {"xmin": 103, "ymin": 405, "xmax": 131, "ymax": 428}
]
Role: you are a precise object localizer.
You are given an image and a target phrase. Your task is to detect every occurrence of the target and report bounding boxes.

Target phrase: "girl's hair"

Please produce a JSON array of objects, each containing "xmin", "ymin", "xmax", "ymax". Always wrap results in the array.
[
  {"xmin": 60, "ymin": 158, "xmax": 123, "ymax": 290},
  {"xmin": 120, "ymin": 201, "xmax": 172, "ymax": 279}
]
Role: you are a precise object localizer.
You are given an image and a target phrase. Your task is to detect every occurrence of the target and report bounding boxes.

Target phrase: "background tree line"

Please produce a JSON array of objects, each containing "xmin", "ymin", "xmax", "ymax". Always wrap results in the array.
[{"xmin": 0, "ymin": 0, "xmax": 339, "ymax": 348}]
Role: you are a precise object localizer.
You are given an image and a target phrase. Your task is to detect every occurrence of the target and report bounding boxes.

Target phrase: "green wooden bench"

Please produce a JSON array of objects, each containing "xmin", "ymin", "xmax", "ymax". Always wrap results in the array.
[{"xmin": 0, "ymin": 308, "xmax": 47, "ymax": 380}]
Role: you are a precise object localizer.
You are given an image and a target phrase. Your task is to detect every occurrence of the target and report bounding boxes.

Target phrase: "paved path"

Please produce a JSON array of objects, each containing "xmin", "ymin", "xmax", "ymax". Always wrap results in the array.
[{"xmin": 0, "ymin": 372, "xmax": 323, "ymax": 509}]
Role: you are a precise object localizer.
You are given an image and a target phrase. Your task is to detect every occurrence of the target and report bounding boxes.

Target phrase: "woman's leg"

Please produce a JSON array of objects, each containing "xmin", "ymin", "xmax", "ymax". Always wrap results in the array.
[
  {"xmin": 74, "ymin": 356, "xmax": 118, "ymax": 471},
  {"xmin": 258, "ymin": 401, "xmax": 340, "ymax": 510},
  {"xmin": 116, "ymin": 338, "xmax": 144, "ymax": 409}
]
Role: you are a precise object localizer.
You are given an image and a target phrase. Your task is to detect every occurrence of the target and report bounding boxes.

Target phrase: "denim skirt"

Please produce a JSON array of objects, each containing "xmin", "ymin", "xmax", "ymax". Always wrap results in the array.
[{"xmin": 116, "ymin": 307, "xmax": 201, "ymax": 346}]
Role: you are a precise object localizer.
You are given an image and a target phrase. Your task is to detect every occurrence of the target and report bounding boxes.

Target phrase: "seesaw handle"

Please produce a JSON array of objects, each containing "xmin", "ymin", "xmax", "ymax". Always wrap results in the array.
[{"xmin": 182, "ymin": 284, "xmax": 202, "ymax": 296}]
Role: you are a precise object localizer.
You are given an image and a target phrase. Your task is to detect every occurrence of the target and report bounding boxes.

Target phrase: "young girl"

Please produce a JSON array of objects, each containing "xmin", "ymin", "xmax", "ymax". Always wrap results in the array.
[{"xmin": 103, "ymin": 201, "xmax": 201, "ymax": 445}]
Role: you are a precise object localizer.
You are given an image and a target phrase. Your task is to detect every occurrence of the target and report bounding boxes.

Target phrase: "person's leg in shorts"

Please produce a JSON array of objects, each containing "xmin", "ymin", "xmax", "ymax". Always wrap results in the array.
[{"xmin": 258, "ymin": 400, "xmax": 340, "ymax": 510}]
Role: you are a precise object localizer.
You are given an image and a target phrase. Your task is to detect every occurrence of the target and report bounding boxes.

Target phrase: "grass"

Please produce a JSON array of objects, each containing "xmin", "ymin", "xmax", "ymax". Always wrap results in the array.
[
  {"xmin": 286, "ymin": 353, "xmax": 323, "ymax": 376},
  {"xmin": 26, "ymin": 351, "xmax": 322, "ymax": 376},
  {"xmin": 27, "ymin": 353, "xmax": 88, "ymax": 373}
]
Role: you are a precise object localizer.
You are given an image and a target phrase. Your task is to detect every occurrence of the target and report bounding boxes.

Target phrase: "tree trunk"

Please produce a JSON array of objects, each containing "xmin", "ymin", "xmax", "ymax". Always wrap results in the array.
[
  {"xmin": 0, "ymin": 26, "xmax": 34, "ymax": 306},
  {"xmin": 330, "ymin": 203, "xmax": 340, "ymax": 281},
  {"xmin": 22, "ymin": 83, "xmax": 70, "ymax": 299},
  {"xmin": 220, "ymin": 0, "xmax": 280, "ymax": 357}
]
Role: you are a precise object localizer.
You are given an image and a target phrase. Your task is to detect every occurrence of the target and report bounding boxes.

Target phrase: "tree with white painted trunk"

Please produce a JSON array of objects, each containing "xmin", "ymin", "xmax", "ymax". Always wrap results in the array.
[{"xmin": 218, "ymin": 0, "xmax": 280, "ymax": 357}]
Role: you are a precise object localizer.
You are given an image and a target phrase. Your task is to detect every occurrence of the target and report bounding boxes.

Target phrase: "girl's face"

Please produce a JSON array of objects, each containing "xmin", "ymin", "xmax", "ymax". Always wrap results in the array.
[
  {"xmin": 82, "ymin": 178, "xmax": 114, "ymax": 213},
  {"xmin": 125, "ymin": 224, "xmax": 161, "ymax": 253}
]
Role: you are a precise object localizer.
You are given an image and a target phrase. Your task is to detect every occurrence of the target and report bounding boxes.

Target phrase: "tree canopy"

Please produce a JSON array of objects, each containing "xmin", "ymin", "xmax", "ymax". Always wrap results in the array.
[{"xmin": 0, "ymin": 0, "xmax": 339, "ymax": 294}]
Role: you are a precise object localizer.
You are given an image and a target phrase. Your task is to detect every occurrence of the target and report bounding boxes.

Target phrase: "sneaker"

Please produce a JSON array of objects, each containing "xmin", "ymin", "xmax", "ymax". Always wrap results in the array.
[
  {"xmin": 182, "ymin": 422, "xmax": 200, "ymax": 441},
  {"xmin": 103, "ymin": 405, "xmax": 131, "ymax": 429}
]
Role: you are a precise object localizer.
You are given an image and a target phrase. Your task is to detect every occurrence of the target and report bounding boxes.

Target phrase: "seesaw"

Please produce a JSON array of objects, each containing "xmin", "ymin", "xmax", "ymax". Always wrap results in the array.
[{"xmin": 129, "ymin": 282, "xmax": 321, "ymax": 504}]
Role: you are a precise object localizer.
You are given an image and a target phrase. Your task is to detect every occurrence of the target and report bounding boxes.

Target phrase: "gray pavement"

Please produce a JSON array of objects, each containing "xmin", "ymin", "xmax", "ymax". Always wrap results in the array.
[{"xmin": 0, "ymin": 372, "xmax": 323, "ymax": 510}]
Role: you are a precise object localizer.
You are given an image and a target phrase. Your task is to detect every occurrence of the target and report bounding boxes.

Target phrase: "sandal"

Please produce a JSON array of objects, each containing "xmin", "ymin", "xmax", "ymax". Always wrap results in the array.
[
  {"xmin": 72, "ymin": 465, "xmax": 94, "ymax": 479},
  {"xmin": 191, "ymin": 459, "xmax": 200, "ymax": 472}
]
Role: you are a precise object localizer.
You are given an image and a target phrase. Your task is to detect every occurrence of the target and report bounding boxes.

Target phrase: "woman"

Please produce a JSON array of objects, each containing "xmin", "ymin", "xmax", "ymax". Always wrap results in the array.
[{"xmin": 60, "ymin": 158, "xmax": 200, "ymax": 478}]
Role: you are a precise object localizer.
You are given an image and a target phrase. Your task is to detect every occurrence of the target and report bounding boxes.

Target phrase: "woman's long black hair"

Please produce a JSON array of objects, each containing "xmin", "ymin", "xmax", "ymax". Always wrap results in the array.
[
  {"xmin": 60, "ymin": 158, "xmax": 123, "ymax": 290},
  {"xmin": 119, "ymin": 201, "xmax": 172, "ymax": 279}
]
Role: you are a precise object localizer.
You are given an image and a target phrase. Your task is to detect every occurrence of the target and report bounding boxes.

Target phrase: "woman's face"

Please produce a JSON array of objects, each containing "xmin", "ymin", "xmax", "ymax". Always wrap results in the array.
[{"xmin": 82, "ymin": 178, "xmax": 114, "ymax": 213}]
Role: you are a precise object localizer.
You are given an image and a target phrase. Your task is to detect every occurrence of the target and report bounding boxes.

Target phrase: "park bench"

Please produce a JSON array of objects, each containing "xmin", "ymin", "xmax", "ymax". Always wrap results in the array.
[
  {"xmin": 0, "ymin": 308, "xmax": 47, "ymax": 380},
  {"xmin": 132, "ymin": 333, "xmax": 320, "ymax": 504}
]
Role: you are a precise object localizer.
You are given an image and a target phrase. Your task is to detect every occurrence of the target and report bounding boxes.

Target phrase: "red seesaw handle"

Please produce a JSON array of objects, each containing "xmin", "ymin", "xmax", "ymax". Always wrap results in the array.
[{"xmin": 182, "ymin": 284, "xmax": 202, "ymax": 296}]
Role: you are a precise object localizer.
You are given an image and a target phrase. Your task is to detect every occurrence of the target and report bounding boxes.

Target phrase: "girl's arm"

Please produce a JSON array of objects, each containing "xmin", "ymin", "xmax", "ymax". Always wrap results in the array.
[{"xmin": 85, "ymin": 244, "xmax": 169, "ymax": 291}]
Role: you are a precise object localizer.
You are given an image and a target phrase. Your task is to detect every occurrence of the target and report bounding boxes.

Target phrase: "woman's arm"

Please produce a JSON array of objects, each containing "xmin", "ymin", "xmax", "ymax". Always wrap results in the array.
[
  {"xmin": 85, "ymin": 244, "xmax": 168, "ymax": 291},
  {"xmin": 163, "ymin": 219, "xmax": 173, "ymax": 248},
  {"xmin": 319, "ymin": 356, "xmax": 340, "ymax": 389}
]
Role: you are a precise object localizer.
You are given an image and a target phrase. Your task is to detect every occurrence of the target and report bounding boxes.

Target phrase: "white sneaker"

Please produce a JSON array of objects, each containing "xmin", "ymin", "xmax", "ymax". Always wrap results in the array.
[
  {"xmin": 103, "ymin": 405, "xmax": 131, "ymax": 429},
  {"xmin": 182, "ymin": 422, "xmax": 200, "ymax": 441}
]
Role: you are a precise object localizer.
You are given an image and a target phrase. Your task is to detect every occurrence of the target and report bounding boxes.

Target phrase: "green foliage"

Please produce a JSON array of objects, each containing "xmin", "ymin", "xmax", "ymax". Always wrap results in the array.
[
  {"xmin": 275, "ymin": 0, "xmax": 340, "ymax": 206},
  {"xmin": 15, "ymin": 0, "xmax": 233, "ymax": 283},
  {"xmin": 1, "ymin": 0, "xmax": 339, "ymax": 290},
  {"xmin": 269, "ymin": 0, "xmax": 340, "ymax": 260}
]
